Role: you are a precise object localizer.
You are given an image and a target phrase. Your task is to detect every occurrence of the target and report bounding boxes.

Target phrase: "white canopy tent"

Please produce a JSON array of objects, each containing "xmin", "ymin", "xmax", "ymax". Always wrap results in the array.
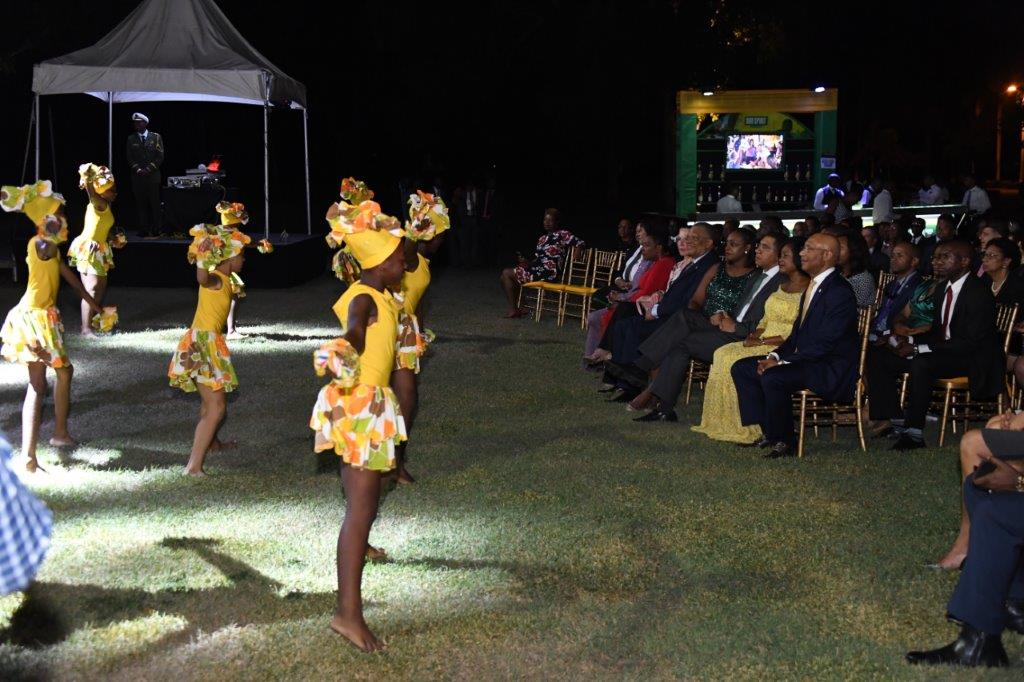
[{"xmin": 31, "ymin": 0, "xmax": 311, "ymax": 237}]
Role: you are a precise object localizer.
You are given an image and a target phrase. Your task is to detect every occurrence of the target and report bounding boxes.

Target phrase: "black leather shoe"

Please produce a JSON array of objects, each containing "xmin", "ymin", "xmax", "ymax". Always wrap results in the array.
[
  {"xmin": 892, "ymin": 435, "xmax": 926, "ymax": 451},
  {"xmin": 604, "ymin": 361, "xmax": 649, "ymax": 390},
  {"xmin": 763, "ymin": 442, "xmax": 795, "ymax": 459},
  {"xmin": 906, "ymin": 624, "xmax": 1009, "ymax": 667},
  {"xmin": 633, "ymin": 410, "xmax": 678, "ymax": 423},
  {"xmin": 740, "ymin": 437, "xmax": 771, "ymax": 448},
  {"xmin": 1006, "ymin": 600, "xmax": 1024, "ymax": 635}
]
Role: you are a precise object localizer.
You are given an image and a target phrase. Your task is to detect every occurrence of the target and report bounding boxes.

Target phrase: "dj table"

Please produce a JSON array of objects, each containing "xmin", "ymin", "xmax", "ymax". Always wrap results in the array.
[{"xmin": 160, "ymin": 184, "xmax": 235, "ymax": 233}]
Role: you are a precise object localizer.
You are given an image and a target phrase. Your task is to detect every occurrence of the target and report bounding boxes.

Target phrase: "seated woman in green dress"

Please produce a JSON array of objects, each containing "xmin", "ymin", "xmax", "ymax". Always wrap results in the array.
[{"xmin": 691, "ymin": 238, "xmax": 810, "ymax": 444}]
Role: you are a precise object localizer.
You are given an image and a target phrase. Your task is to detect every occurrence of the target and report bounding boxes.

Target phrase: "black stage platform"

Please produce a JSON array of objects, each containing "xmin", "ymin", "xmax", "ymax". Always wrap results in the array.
[{"xmin": 11, "ymin": 230, "xmax": 329, "ymax": 288}]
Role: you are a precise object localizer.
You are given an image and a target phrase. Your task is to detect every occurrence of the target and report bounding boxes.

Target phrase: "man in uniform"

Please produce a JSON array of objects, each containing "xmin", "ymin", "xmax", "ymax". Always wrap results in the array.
[{"xmin": 126, "ymin": 112, "xmax": 164, "ymax": 237}]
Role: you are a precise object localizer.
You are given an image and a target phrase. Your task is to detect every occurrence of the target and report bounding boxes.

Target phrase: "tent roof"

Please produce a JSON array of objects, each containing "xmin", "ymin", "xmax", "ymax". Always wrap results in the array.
[{"xmin": 32, "ymin": 0, "xmax": 306, "ymax": 108}]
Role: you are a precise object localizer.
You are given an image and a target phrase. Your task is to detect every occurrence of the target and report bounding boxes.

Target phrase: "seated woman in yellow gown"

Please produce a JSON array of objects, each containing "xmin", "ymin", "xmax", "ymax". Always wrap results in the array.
[{"xmin": 691, "ymin": 237, "xmax": 810, "ymax": 444}]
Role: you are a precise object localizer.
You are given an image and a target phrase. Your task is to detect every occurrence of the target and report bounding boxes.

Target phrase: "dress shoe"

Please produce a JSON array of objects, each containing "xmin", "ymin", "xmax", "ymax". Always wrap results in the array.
[
  {"xmin": 906, "ymin": 624, "xmax": 1009, "ymax": 667},
  {"xmin": 633, "ymin": 410, "xmax": 678, "ymax": 423},
  {"xmin": 762, "ymin": 442, "xmax": 795, "ymax": 459},
  {"xmin": 604, "ymin": 361, "xmax": 648, "ymax": 390},
  {"xmin": 1006, "ymin": 600, "xmax": 1024, "ymax": 635},
  {"xmin": 870, "ymin": 425, "xmax": 894, "ymax": 439},
  {"xmin": 740, "ymin": 437, "xmax": 771, "ymax": 448},
  {"xmin": 891, "ymin": 435, "xmax": 926, "ymax": 451}
]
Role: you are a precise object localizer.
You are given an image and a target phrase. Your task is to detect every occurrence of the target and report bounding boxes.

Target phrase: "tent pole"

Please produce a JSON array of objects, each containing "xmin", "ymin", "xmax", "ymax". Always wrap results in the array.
[
  {"xmin": 303, "ymin": 108, "xmax": 311, "ymax": 234},
  {"xmin": 21, "ymin": 98, "xmax": 36, "ymax": 184},
  {"xmin": 34, "ymin": 95, "xmax": 40, "ymax": 181},
  {"xmin": 107, "ymin": 93, "xmax": 113, "ymax": 170},
  {"xmin": 263, "ymin": 100, "xmax": 270, "ymax": 240}
]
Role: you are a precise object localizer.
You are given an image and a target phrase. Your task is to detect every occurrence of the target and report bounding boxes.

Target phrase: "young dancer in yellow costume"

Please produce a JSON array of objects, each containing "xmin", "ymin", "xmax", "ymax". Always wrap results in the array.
[
  {"xmin": 0, "ymin": 180, "xmax": 102, "ymax": 472},
  {"xmin": 69, "ymin": 163, "xmax": 123, "ymax": 335},
  {"xmin": 311, "ymin": 183, "xmax": 407, "ymax": 653},
  {"xmin": 168, "ymin": 220, "xmax": 250, "ymax": 476}
]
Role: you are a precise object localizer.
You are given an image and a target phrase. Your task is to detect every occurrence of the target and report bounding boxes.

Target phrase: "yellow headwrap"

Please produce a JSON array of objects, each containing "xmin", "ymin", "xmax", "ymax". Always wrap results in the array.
[
  {"xmin": 216, "ymin": 201, "xmax": 249, "ymax": 226},
  {"xmin": 405, "ymin": 190, "xmax": 451, "ymax": 241},
  {"xmin": 325, "ymin": 188, "xmax": 403, "ymax": 270},
  {"xmin": 78, "ymin": 163, "xmax": 115, "ymax": 194},
  {"xmin": 186, "ymin": 223, "xmax": 252, "ymax": 271},
  {"xmin": 1, "ymin": 180, "xmax": 68, "ymax": 243}
]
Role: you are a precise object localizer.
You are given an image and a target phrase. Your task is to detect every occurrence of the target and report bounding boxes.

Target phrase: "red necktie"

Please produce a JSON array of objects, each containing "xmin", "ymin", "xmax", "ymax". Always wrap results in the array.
[{"xmin": 941, "ymin": 285, "xmax": 953, "ymax": 339}]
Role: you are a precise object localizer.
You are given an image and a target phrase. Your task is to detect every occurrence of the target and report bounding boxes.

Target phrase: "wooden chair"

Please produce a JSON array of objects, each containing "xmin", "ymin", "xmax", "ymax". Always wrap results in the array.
[
  {"xmin": 684, "ymin": 359, "xmax": 710, "ymax": 405},
  {"xmin": 793, "ymin": 305, "xmax": 875, "ymax": 458},
  {"xmin": 932, "ymin": 303, "xmax": 1019, "ymax": 446},
  {"xmin": 553, "ymin": 248, "xmax": 598, "ymax": 328},
  {"xmin": 874, "ymin": 271, "xmax": 895, "ymax": 307}
]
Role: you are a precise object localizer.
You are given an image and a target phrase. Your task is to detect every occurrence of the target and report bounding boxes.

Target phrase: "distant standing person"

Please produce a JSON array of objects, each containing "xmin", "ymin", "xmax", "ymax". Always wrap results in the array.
[
  {"xmin": 716, "ymin": 185, "xmax": 743, "ymax": 213},
  {"xmin": 126, "ymin": 112, "xmax": 164, "ymax": 238},
  {"xmin": 962, "ymin": 174, "xmax": 992, "ymax": 215}
]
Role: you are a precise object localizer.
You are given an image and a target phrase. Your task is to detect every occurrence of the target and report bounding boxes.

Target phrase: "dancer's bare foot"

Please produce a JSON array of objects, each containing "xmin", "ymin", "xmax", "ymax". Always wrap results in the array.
[
  {"xmin": 629, "ymin": 390, "xmax": 655, "ymax": 412},
  {"xmin": 396, "ymin": 467, "xmax": 416, "ymax": 485},
  {"xmin": 25, "ymin": 458, "xmax": 45, "ymax": 474},
  {"xmin": 504, "ymin": 308, "xmax": 527, "ymax": 319},
  {"xmin": 49, "ymin": 435, "xmax": 77, "ymax": 448},
  {"xmin": 226, "ymin": 331, "xmax": 247, "ymax": 341},
  {"xmin": 183, "ymin": 467, "xmax": 207, "ymax": 477},
  {"xmin": 80, "ymin": 329, "xmax": 96, "ymax": 337},
  {"xmin": 937, "ymin": 546, "xmax": 968, "ymax": 570},
  {"xmin": 329, "ymin": 614, "xmax": 386, "ymax": 653},
  {"xmin": 365, "ymin": 545, "xmax": 388, "ymax": 562}
]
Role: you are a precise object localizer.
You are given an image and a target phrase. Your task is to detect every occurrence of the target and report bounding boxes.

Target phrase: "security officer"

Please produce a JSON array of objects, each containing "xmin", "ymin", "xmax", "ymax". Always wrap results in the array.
[{"xmin": 126, "ymin": 112, "xmax": 164, "ymax": 237}]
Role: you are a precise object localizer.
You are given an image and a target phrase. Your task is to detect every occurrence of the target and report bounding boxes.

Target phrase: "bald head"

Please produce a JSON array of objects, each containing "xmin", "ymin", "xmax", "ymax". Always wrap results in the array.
[{"xmin": 800, "ymin": 233, "xmax": 839, "ymax": 277}]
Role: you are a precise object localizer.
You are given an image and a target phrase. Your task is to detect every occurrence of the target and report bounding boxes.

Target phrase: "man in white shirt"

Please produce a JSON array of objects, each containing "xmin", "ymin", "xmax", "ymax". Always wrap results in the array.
[
  {"xmin": 866, "ymin": 178, "xmax": 894, "ymax": 225},
  {"xmin": 716, "ymin": 185, "xmax": 743, "ymax": 213},
  {"xmin": 866, "ymin": 240, "xmax": 1003, "ymax": 449},
  {"xmin": 962, "ymin": 174, "xmax": 992, "ymax": 214},
  {"xmin": 919, "ymin": 176, "xmax": 943, "ymax": 205},
  {"xmin": 813, "ymin": 173, "xmax": 844, "ymax": 211}
]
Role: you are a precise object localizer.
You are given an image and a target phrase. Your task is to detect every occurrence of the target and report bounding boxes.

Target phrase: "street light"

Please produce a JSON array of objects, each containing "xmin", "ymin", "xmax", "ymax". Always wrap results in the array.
[
  {"xmin": 996, "ymin": 85, "xmax": 1021, "ymax": 181},
  {"xmin": 702, "ymin": 91, "xmax": 715, "ymax": 97},
  {"xmin": 1008, "ymin": 84, "xmax": 1019, "ymax": 94},
  {"xmin": 813, "ymin": 86, "xmax": 826, "ymax": 93}
]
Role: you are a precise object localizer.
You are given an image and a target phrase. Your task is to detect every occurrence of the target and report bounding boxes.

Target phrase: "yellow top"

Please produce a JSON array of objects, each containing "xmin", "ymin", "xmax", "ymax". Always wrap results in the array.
[
  {"xmin": 758, "ymin": 288, "xmax": 803, "ymax": 339},
  {"xmin": 332, "ymin": 283, "xmax": 398, "ymax": 386},
  {"xmin": 191, "ymin": 271, "xmax": 233, "ymax": 333},
  {"xmin": 21, "ymin": 237, "xmax": 60, "ymax": 309},
  {"xmin": 401, "ymin": 254, "xmax": 431, "ymax": 314},
  {"xmin": 82, "ymin": 203, "xmax": 114, "ymax": 243}
]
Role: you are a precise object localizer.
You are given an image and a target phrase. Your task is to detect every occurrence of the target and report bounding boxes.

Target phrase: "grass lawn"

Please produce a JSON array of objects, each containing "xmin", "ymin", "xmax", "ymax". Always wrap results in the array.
[{"xmin": 0, "ymin": 267, "xmax": 1017, "ymax": 680}]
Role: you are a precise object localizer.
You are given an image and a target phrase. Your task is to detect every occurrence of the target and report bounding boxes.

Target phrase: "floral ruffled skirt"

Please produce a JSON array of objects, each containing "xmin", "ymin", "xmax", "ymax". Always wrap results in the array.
[
  {"xmin": 309, "ymin": 382, "xmax": 407, "ymax": 472},
  {"xmin": 0, "ymin": 305, "xmax": 68, "ymax": 368},
  {"xmin": 167, "ymin": 329, "xmax": 238, "ymax": 393},
  {"xmin": 67, "ymin": 236, "xmax": 114, "ymax": 276},
  {"xmin": 395, "ymin": 311, "xmax": 432, "ymax": 373}
]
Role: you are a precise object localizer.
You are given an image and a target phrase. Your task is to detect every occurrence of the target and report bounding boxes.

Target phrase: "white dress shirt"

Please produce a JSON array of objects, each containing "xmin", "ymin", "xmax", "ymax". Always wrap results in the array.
[
  {"xmin": 138, "ymin": 130, "xmax": 149, "ymax": 141},
  {"xmin": 716, "ymin": 194, "xmax": 743, "ymax": 213},
  {"xmin": 871, "ymin": 189, "xmax": 893, "ymax": 224},
  {"xmin": 919, "ymin": 272, "xmax": 969, "ymax": 351},
  {"xmin": 963, "ymin": 186, "xmax": 992, "ymax": 214},
  {"xmin": 735, "ymin": 265, "xmax": 780, "ymax": 322},
  {"xmin": 770, "ymin": 267, "xmax": 835, "ymax": 362},
  {"xmin": 918, "ymin": 185, "xmax": 942, "ymax": 205}
]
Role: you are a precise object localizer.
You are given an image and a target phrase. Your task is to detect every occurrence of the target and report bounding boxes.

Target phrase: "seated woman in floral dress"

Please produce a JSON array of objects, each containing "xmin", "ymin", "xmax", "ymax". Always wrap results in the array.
[{"xmin": 499, "ymin": 208, "xmax": 584, "ymax": 318}]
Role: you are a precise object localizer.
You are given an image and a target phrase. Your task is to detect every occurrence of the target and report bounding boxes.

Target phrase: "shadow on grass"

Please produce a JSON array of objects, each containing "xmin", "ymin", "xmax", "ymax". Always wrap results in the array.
[
  {"xmin": 0, "ymin": 538, "xmax": 334, "ymax": 653},
  {"xmin": 431, "ymin": 333, "xmax": 568, "ymax": 354}
]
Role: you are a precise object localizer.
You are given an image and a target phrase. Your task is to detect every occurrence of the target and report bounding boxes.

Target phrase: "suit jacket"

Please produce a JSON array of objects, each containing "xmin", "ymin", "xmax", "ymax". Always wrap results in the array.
[
  {"xmin": 655, "ymin": 252, "xmax": 717, "ymax": 322},
  {"xmin": 126, "ymin": 131, "xmax": 165, "ymax": 175},
  {"xmin": 921, "ymin": 275, "xmax": 1004, "ymax": 399},
  {"xmin": 873, "ymin": 270, "xmax": 922, "ymax": 332},
  {"xmin": 774, "ymin": 270, "xmax": 859, "ymax": 402},
  {"xmin": 732, "ymin": 271, "xmax": 786, "ymax": 338}
]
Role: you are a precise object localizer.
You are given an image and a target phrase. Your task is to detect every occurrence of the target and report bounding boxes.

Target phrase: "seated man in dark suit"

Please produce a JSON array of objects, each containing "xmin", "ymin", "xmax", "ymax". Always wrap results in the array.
[
  {"xmin": 865, "ymin": 240, "xmax": 1003, "ymax": 450},
  {"xmin": 906, "ymin": 451, "xmax": 1024, "ymax": 668},
  {"xmin": 731, "ymin": 234, "xmax": 859, "ymax": 458},
  {"xmin": 869, "ymin": 241, "xmax": 921, "ymax": 341},
  {"xmin": 605, "ymin": 233, "xmax": 786, "ymax": 421},
  {"xmin": 607, "ymin": 222, "xmax": 718, "ymax": 369}
]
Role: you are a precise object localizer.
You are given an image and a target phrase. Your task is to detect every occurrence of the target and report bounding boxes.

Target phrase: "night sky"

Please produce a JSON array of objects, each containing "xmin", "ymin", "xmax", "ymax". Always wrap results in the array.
[{"xmin": 2, "ymin": 0, "xmax": 1023, "ymax": 247}]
